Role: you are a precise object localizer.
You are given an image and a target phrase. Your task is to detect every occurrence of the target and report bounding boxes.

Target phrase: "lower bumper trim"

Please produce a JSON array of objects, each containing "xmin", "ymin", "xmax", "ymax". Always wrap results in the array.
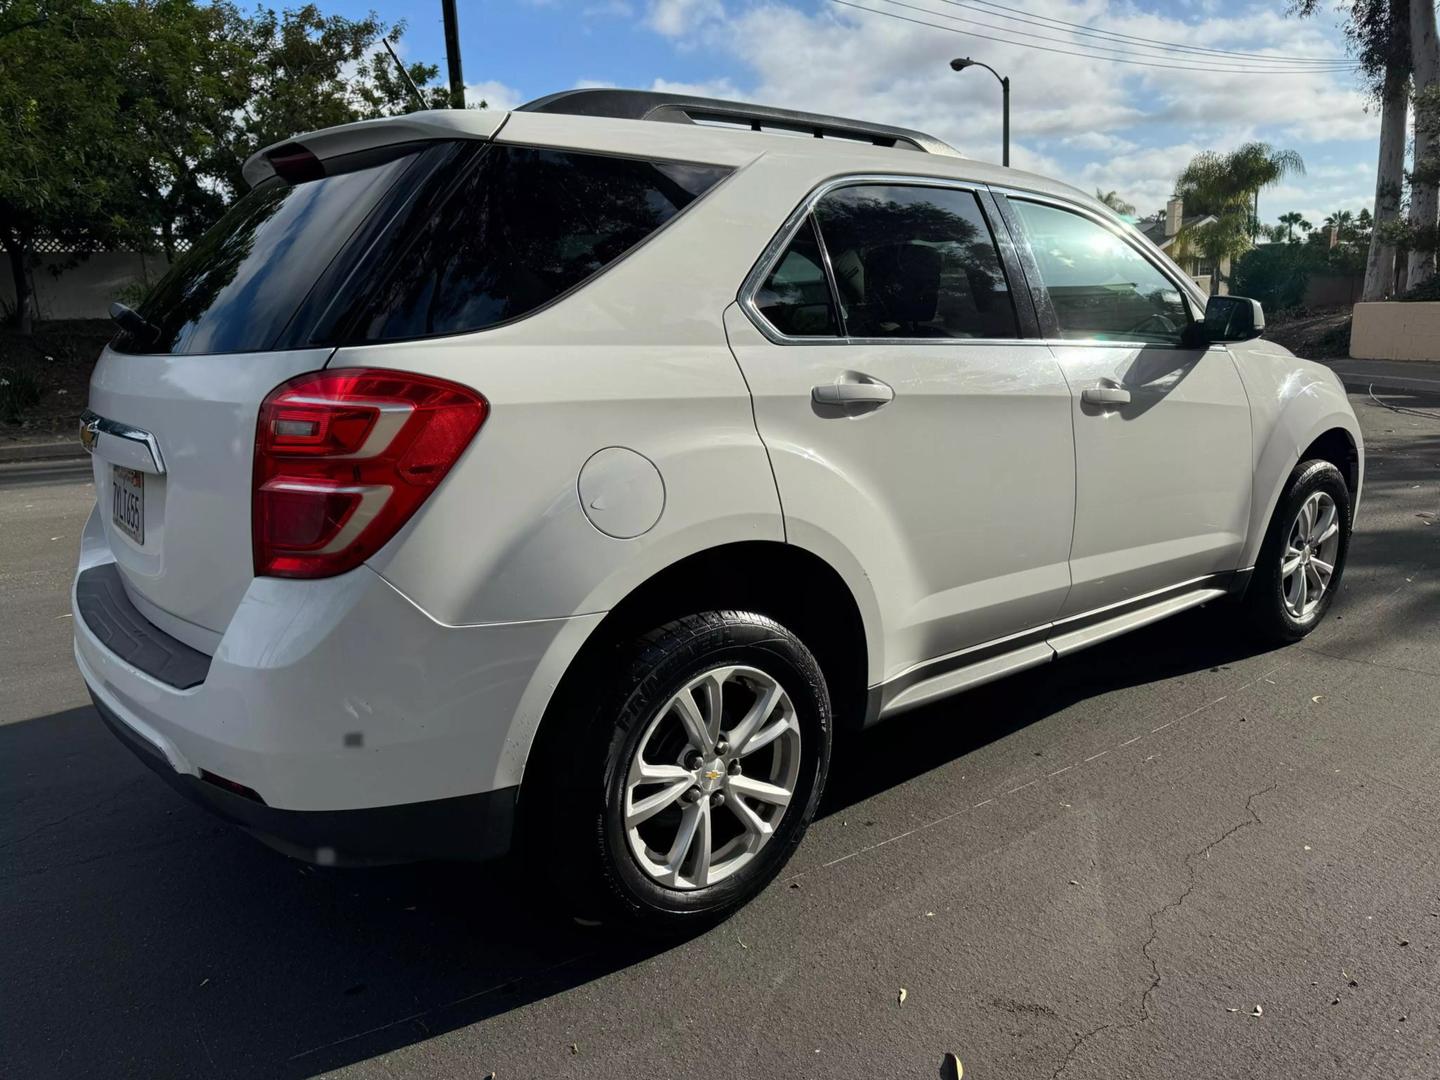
[{"xmin": 92, "ymin": 691, "xmax": 517, "ymax": 865}]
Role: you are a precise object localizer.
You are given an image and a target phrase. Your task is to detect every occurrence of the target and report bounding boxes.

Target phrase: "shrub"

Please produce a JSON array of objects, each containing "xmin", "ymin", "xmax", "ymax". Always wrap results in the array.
[
  {"xmin": 0, "ymin": 366, "xmax": 43, "ymax": 422},
  {"xmin": 1231, "ymin": 244, "xmax": 1325, "ymax": 312}
]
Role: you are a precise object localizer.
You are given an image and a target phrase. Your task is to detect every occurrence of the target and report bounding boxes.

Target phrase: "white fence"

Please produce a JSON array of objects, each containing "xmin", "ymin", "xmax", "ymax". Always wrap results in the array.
[{"xmin": 2, "ymin": 252, "xmax": 174, "ymax": 321}]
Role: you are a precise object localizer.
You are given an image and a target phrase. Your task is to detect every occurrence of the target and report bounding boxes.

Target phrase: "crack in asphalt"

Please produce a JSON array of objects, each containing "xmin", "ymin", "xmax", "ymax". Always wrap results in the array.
[{"xmin": 1050, "ymin": 782, "xmax": 1278, "ymax": 1079}]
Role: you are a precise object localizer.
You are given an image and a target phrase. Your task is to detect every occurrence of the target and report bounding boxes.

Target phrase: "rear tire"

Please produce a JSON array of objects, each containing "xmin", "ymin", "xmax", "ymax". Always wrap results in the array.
[
  {"xmin": 534, "ymin": 611, "xmax": 832, "ymax": 934},
  {"xmin": 1244, "ymin": 459, "xmax": 1352, "ymax": 644}
]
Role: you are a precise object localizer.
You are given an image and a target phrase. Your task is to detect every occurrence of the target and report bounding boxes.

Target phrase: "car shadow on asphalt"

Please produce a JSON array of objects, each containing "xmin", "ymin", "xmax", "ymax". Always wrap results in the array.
[{"xmin": 0, "ymin": 604, "xmax": 1290, "ymax": 1080}]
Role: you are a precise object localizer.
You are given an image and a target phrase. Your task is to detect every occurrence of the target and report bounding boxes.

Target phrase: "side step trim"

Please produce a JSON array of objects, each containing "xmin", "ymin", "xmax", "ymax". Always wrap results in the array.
[{"xmin": 871, "ymin": 572, "xmax": 1238, "ymax": 722}]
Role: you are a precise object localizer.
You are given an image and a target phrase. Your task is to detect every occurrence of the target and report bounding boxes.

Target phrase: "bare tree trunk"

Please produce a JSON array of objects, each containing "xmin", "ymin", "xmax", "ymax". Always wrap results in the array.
[
  {"xmin": 1408, "ymin": 0, "xmax": 1440, "ymax": 286},
  {"xmin": 1366, "ymin": 77, "xmax": 1409, "ymax": 299},
  {"xmin": 3, "ymin": 236, "xmax": 32, "ymax": 335}
]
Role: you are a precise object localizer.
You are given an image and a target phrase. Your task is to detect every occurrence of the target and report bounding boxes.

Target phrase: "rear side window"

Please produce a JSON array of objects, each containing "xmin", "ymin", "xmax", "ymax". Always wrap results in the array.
[
  {"xmin": 813, "ymin": 184, "xmax": 1018, "ymax": 339},
  {"xmin": 115, "ymin": 150, "xmax": 420, "ymax": 355},
  {"xmin": 754, "ymin": 217, "xmax": 839, "ymax": 337},
  {"xmin": 349, "ymin": 147, "xmax": 732, "ymax": 342}
]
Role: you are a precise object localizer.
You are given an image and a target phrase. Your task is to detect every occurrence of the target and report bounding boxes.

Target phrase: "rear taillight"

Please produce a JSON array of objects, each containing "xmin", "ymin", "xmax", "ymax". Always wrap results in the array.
[{"xmin": 253, "ymin": 369, "xmax": 487, "ymax": 578}]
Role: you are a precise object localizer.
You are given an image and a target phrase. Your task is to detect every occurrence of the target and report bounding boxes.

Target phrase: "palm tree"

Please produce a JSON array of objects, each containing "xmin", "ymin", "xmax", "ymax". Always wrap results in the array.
[
  {"xmin": 1175, "ymin": 143, "xmax": 1306, "ymax": 292},
  {"xmin": 1278, "ymin": 211, "xmax": 1307, "ymax": 243},
  {"xmin": 1095, "ymin": 188, "xmax": 1136, "ymax": 216},
  {"xmin": 1324, "ymin": 209, "xmax": 1357, "ymax": 242}
]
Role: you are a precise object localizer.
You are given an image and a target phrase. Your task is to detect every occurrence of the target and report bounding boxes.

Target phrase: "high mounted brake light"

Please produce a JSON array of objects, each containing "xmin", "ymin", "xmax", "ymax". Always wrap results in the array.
[
  {"xmin": 253, "ymin": 369, "xmax": 487, "ymax": 578},
  {"xmin": 266, "ymin": 143, "xmax": 326, "ymax": 184}
]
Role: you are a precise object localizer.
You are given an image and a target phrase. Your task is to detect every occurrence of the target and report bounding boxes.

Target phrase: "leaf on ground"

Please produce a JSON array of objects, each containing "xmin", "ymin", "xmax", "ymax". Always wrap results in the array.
[
  {"xmin": 1312, "ymin": 695, "xmax": 1325, "ymax": 704},
  {"xmin": 1249, "ymin": 1004, "xmax": 1264, "ymax": 1017},
  {"xmin": 1226, "ymin": 1007, "xmax": 1239, "ymax": 1013},
  {"xmin": 940, "ymin": 1051, "xmax": 964, "ymax": 1079},
  {"xmin": 898, "ymin": 987, "xmax": 907, "ymax": 1005}
]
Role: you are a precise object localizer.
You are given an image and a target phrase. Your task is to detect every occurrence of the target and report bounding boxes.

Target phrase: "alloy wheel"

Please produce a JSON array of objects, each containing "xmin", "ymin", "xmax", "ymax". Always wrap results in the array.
[
  {"xmin": 1281, "ymin": 490, "xmax": 1341, "ymax": 621},
  {"xmin": 622, "ymin": 665, "xmax": 802, "ymax": 890}
]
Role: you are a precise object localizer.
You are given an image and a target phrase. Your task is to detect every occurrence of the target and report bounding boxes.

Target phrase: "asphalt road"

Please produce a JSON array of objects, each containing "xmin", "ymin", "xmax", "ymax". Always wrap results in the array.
[{"xmin": 3, "ymin": 386, "xmax": 1438, "ymax": 1080}]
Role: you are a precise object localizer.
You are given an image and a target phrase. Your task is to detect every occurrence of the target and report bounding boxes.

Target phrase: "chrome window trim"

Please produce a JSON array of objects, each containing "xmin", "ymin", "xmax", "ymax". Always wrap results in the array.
[
  {"xmin": 737, "ymin": 173, "xmax": 1021, "ymax": 347},
  {"xmin": 990, "ymin": 185, "xmax": 1213, "ymax": 346}
]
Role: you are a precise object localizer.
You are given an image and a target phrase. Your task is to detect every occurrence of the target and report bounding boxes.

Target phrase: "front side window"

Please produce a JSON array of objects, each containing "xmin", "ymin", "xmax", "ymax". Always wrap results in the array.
[
  {"xmin": 350, "ymin": 146, "xmax": 731, "ymax": 342},
  {"xmin": 1009, "ymin": 199, "xmax": 1192, "ymax": 344},
  {"xmin": 812, "ymin": 184, "xmax": 1018, "ymax": 339},
  {"xmin": 754, "ymin": 216, "xmax": 839, "ymax": 337}
]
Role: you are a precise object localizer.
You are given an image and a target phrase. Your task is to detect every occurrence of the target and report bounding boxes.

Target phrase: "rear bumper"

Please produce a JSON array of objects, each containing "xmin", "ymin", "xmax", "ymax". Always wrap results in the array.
[
  {"xmin": 92, "ymin": 689, "xmax": 516, "ymax": 864},
  {"xmin": 71, "ymin": 506, "xmax": 603, "ymax": 859}
]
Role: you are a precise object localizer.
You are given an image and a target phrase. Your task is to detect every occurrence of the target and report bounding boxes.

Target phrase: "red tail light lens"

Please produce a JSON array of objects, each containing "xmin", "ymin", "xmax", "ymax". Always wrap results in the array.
[{"xmin": 254, "ymin": 369, "xmax": 487, "ymax": 578}]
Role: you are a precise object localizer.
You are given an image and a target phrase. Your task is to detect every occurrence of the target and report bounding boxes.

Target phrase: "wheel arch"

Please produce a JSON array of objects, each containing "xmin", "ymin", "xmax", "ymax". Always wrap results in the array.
[
  {"xmin": 1242, "ymin": 410, "xmax": 1362, "ymax": 570},
  {"xmin": 514, "ymin": 540, "xmax": 875, "ymax": 813}
]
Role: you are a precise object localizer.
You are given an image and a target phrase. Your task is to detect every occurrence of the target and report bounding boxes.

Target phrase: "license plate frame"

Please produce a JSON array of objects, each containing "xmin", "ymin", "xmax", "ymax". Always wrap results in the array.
[{"xmin": 111, "ymin": 465, "xmax": 145, "ymax": 545}]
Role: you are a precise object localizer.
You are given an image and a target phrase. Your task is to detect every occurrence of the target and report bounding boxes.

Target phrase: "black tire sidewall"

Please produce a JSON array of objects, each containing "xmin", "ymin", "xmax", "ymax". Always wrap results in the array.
[
  {"xmin": 1250, "ymin": 459, "xmax": 1352, "ymax": 641},
  {"xmin": 560, "ymin": 612, "xmax": 832, "ymax": 929}
]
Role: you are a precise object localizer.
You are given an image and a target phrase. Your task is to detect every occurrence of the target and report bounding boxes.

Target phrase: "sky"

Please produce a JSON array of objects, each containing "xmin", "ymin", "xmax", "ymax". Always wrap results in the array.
[{"xmin": 336, "ymin": 0, "xmax": 1383, "ymax": 227}]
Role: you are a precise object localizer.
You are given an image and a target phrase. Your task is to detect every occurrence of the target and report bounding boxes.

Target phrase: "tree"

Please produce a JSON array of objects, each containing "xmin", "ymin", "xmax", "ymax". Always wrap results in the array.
[
  {"xmin": 0, "ymin": 1, "xmax": 147, "ymax": 332},
  {"xmin": 1324, "ymin": 209, "xmax": 1357, "ymax": 242},
  {"xmin": 1174, "ymin": 143, "xmax": 1306, "ymax": 293},
  {"xmin": 1095, "ymin": 189, "xmax": 1136, "ymax": 216},
  {"xmin": 1410, "ymin": 0, "xmax": 1440, "ymax": 286},
  {"xmin": 1278, "ymin": 211, "xmax": 1308, "ymax": 242},
  {"xmin": 0, "ymin": 0, "xmax": 451, "ymax": 331},
  {"xmin": 1294, "ymin": 0, "xmax": 1410, "ymax": 300}
]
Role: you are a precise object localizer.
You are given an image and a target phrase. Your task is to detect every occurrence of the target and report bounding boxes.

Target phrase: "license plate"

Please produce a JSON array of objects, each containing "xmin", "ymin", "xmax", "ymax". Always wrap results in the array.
[{"xmin": 111, "ymin": 466, "xmax": 145, "ymax": 545}]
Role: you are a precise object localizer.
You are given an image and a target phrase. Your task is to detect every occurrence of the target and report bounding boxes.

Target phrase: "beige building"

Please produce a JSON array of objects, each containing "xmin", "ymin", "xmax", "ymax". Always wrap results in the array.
[{"xmin": 1139, "ymin": 196, "xmax": 1231, "ymax": 296}]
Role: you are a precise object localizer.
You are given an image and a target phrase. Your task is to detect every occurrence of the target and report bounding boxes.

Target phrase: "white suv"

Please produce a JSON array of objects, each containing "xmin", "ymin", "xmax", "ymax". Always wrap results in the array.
[{"xmin": 73, "ymin": 89, "xmax": 1361, "ymax": 930}]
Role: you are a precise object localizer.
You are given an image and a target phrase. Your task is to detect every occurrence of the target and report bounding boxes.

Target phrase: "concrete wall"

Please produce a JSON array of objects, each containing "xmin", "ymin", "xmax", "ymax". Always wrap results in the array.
[
  {"xmin": 1350, "ymin": 302, "xmax": 1440, "ymax": 361},
  {"xmin": 2, "ymin": 252, "xmax": 172, "ymax": 321}
]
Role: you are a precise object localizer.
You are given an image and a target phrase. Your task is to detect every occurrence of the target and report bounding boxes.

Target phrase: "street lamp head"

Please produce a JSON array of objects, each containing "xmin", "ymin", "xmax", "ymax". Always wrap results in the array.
[{"xmin": 949, "ymin": 57, "xmax": 974, "ymax": 71}]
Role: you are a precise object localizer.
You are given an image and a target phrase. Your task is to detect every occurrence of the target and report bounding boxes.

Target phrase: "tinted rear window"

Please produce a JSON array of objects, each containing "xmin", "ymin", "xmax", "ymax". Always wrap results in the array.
[
  {"xmin": 346, "ymin": 146, "xmax": 731, "ymax": 343},
  {"xmin": 116, "ymin": 150, "xmax": 420, "ymax": 355}
]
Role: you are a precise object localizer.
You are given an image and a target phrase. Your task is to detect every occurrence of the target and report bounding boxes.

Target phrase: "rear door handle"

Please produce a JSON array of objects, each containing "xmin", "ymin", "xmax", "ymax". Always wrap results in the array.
[
  {"xmin": 1081, "ymin": 385, "xmax": 1131, "ymax": 407},
  {"xmin": 812, "ymin": 375, "xmax": 895, "ymax": 406}
]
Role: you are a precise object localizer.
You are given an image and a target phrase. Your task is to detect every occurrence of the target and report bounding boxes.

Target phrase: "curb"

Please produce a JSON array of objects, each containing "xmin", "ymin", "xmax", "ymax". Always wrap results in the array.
[{"xmin": 0, "ymin": 439, "xmax": 85, "ymax": 465}]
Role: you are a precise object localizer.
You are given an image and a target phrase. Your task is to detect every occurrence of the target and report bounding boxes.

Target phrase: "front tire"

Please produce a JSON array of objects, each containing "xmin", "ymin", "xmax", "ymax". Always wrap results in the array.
[
  {"xmin": 538, "ymin": 611, "xmax": 832, "ymax": 933},
  {"xmin": 1245, "ymin": 458, "xmax": 1352, "ymax": 643}
]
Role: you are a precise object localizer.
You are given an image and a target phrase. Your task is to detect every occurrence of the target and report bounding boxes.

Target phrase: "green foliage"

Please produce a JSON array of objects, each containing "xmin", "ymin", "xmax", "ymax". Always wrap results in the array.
[
  {"xmin": 1232, "ymin": 243, "xmax": 1325, "ymax": 312},
  {"xmin": 1095, "ymin": 189, "xmax": 1136, "ymax": 216},
  {"xmin": 1174, "ymin": 143, "xmax": 1306, "ymax": 290},
  {"xmin": 0, "ymin": 0, "xmax": 451, "ymax": 329}
]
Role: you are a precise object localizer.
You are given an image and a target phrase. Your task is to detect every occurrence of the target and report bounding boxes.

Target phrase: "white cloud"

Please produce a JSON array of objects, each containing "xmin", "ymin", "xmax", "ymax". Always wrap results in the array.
[
  {"xmin": 465, "ymin": 79, "xmax": 525, "ymax": 112},
  {"xmin": 641, "ymin": 0, "xmax": 1378, "ymax": 218}
]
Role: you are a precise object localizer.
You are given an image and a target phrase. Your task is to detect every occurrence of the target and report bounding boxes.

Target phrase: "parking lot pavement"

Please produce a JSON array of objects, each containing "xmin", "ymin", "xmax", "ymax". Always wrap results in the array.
[{"xmin": 2, "ymin": 390, "xmax": 1437, "ymax": 1080}]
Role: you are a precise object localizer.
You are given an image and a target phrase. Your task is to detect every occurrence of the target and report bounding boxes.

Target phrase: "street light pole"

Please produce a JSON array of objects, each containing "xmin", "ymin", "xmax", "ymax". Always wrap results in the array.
[
  {"xmin": 950, "ymin": 57, "xmax": 1009, "ymax": 167},
  {"xmin": 441, "ymin": 0, "xmax": 465, "ymax": 109}
]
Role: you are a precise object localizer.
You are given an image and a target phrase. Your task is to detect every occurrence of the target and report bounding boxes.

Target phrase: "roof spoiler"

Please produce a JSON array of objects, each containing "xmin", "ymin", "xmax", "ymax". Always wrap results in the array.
[
  {"xmin": 241, "ymin": 110, "xmax": 507, "ymax": 188},
  {"xmin": 517, "ymin": 88, "xmax": 961, "ymax": 157}
]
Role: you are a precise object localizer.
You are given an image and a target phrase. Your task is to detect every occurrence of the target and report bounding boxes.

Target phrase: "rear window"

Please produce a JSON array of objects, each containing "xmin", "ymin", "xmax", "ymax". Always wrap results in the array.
[
  {"xmin": 115, "ymin": 149, "xmax": 421, "ymax": 355},
  {"xmin": 345, "ymin": 146, "xmax": 732, "ymax": 343}
]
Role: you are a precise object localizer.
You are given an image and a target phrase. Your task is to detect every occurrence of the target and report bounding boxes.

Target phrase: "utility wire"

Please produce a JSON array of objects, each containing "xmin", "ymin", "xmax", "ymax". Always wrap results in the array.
[
  {"xmin": 883, "ymin": 0, "xmax": 1355, "ymax": 70},
  {"xmin": 829, "ymin": 0, "xmax": 1361, "ymax": 75},
  {"xmin": 937, "ymin": 0, "xmax": 1357, "ymax": 66}
]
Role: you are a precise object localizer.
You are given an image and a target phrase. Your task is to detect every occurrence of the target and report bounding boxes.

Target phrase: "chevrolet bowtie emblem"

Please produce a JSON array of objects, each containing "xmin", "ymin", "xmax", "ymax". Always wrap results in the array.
[
  {"xmin": 704, "ymin": 770, "xmax": 723, "ymax": 781},
  {"xmin": 79, "ymin": 416, "xmax": 100, "ymax": 452}
]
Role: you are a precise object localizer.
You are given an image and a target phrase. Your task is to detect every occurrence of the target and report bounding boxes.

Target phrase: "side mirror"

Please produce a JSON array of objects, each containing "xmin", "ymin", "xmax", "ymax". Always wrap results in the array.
[{"xmin": 1202, "ymin": 295, "xmax": 1265, "ymax": 343}]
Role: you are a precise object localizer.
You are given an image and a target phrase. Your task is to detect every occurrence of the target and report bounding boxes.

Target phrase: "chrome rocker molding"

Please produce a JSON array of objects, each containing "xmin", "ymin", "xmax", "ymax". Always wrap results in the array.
[{"xmin": 865, "ymin": 570, "xmax": 1250, "ymax": 723}]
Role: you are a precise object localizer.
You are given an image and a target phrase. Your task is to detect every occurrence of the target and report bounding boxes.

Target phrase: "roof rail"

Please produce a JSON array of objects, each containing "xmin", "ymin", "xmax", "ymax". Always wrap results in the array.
[{"xmin": 517, "ymin": 88, "xmax": 961, "ymax": 157}]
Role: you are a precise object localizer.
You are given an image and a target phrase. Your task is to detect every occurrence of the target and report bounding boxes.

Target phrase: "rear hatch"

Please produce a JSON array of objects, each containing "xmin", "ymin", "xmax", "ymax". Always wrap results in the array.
[{"xmin": 86, "ymin": 127, "xmax": 493, "ymax": 643}]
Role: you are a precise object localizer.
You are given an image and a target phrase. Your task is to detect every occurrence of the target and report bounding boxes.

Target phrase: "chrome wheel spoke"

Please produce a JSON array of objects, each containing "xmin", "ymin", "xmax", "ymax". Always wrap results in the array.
[
  {"xmin": 1310, "ymin": 499, "xmax": 1337, "ymax": 545},
  {"xmin": 725, "ymin": 679, "xmax": 783, "ymax": 755},
  {"xmin": 1312, "ymin": 557, "xmax": 1334, "ymax": 582},
  {"xmin": 727, "ymin": 774, "xmax": 792, "ymax": 807},
  {"xmin": 739, "ymin": 714, "xmax": 794, "ymax": 757},
  {"xmin": 728, "ymin": 793, "xmax": 773, "ymax": 840},
  {"xmin": 626, "ymin": 778, "xmax": 692, "ymax": 828},
  {"xmin": 671, "ymin": 691, "xmax": 712, "ymax": 753},
  {"xmin": 660, "ymin": 801, "xmax": 712, "ymax": 886}
]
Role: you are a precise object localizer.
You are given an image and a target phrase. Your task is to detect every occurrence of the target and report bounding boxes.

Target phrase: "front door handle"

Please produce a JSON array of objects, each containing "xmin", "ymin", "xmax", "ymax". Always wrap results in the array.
[
  {"xmin": 812, "ymin": 374, "xmax": 895, "ymax": 406},
  {"xmin": 1081, "ymin": 385, "xmax": 1131, "ymax": 408}
]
